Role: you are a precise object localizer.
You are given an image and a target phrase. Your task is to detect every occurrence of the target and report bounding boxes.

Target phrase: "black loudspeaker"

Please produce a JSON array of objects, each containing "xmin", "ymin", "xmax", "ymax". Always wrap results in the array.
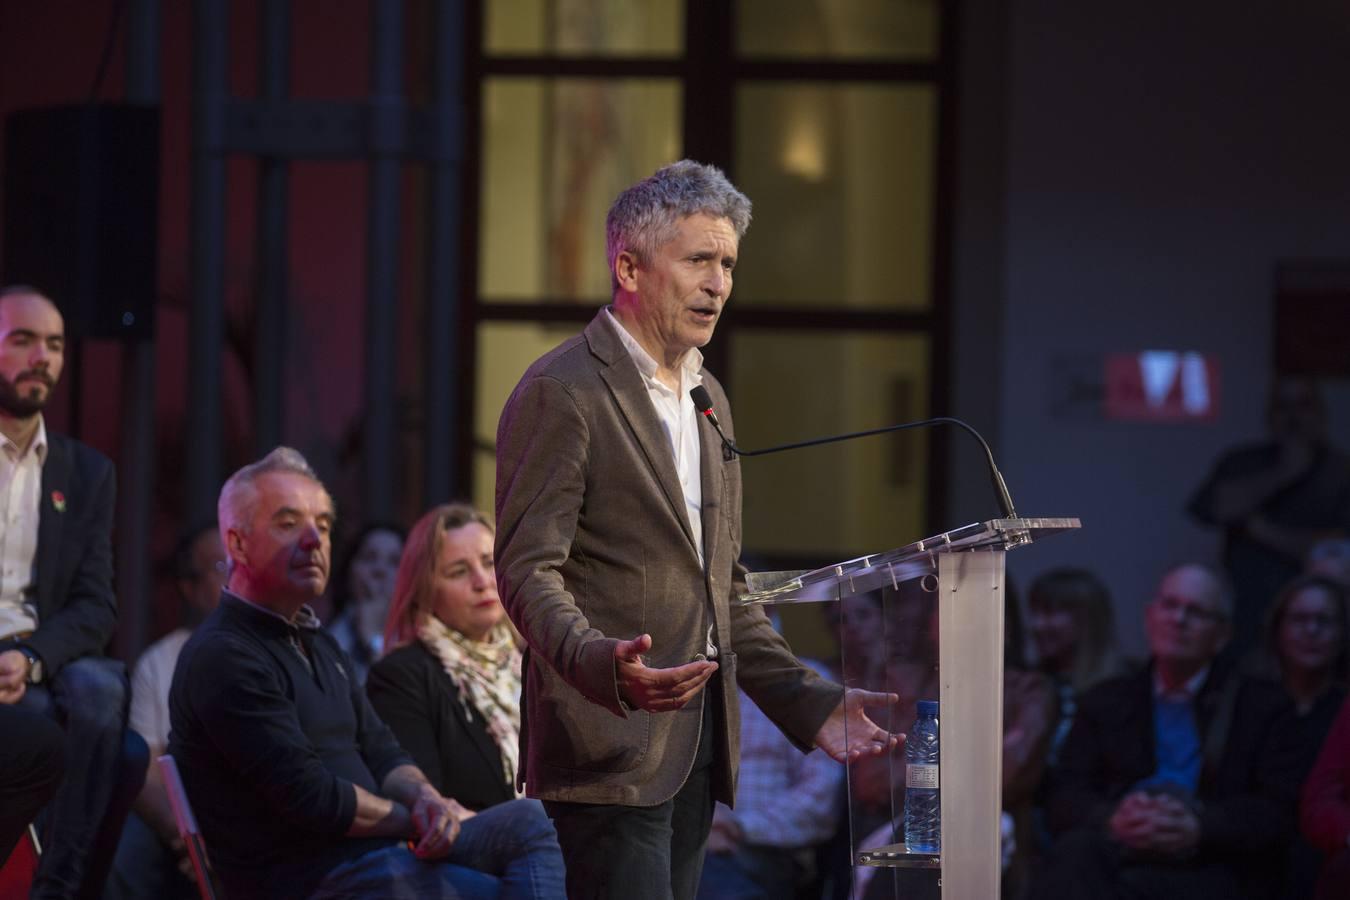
[{"xmin": 2, "ymin": 104, "xmax": 159, "ymax": 340}]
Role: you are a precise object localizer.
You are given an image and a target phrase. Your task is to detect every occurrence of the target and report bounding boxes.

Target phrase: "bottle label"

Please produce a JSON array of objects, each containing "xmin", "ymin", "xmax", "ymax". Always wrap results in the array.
[{"xmin": 906, "ymin": 763, "xmax": 939, "ymax": 789}]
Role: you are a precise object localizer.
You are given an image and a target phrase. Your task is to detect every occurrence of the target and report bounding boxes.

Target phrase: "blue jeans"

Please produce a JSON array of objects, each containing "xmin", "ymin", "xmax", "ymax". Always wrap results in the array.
[
  {"xmin": 16, "ymin": 655, "xmax": 147, "ymax": 900},
  {"xmin": 309, "ymin": 798, "xmax": 565, "ymax": 899}
]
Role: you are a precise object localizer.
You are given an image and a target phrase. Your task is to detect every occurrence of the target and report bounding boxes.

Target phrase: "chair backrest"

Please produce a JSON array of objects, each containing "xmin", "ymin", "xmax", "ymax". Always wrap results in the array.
[{"xmin": 157, "ymin": 754, "xmax": 221, "ymax": 900}]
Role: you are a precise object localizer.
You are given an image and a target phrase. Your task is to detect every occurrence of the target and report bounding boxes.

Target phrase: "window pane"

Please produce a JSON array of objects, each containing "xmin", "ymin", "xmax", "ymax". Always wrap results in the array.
[
  {"xmin": 486, "ymin": 0, "xmax": 684, "ymax": 57},
  {"xmin": 731, "ymin": 330, "xmax": 930, "ymax": 558},
  {"xmin": 479, "ymin": 78, "xmax": 682, "ymax": 302},
  {"xmin": 473, "ymin": 321, "xmax": 586, "ymax": 511},
  {"xmin": 733, "ymin": 83, "xmax": 936, "ymax": 310},
  {"xmin": 737, "ymin": 0, "xmax": 939, "ymax": 60}
]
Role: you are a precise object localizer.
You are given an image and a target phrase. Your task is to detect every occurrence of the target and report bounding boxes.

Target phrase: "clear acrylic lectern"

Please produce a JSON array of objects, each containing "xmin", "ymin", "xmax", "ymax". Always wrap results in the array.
[{"xmin": 742, "ymin": 518, "xmax": 1081, "ymax": 900}]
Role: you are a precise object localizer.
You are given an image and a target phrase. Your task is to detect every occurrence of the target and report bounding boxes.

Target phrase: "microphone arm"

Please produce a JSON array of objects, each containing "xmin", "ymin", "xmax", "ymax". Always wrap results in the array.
[{"xmin": 689, "ymin": 386, "xmax": 1019, "ymax": 520}]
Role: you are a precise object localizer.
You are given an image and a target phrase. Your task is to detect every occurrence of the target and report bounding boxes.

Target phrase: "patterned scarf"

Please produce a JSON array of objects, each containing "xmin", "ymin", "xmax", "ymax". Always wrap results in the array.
[{"xmin": 416, "ymin": 616, "xmax": 524, "ymax": 797}]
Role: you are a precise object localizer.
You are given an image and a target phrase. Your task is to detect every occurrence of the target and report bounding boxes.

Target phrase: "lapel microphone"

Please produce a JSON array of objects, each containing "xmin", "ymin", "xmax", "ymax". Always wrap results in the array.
[{"xmin": 689, "ymin": 385, "xmax": 1019, "ymax": 519}]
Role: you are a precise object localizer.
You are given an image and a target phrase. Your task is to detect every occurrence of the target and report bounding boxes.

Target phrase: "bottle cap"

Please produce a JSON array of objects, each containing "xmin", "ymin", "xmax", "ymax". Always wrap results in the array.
[{"xmin": 917, "ymin": 699, "xmax": 939, "ymax": 715}]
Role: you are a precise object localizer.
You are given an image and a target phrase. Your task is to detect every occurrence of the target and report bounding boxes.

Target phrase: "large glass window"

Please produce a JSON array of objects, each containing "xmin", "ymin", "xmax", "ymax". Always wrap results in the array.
[
  {"xmin": 468, "ymin": 0, "xmax": 951, "ymax": 569},
  {"xmin": 736, "ymin": 0, "xmax": 940, "ymax": 60},
  {"xmin": 486, "ymin": 0, "xmax": 685, "ymax": 57},
  {"xmin": 480, "ymin": 79, "xmax": 682, "ymax": 302},
  {"xmin": 734, "ymin": 84, "xmax": 936, "ymax": 310},
  {"xmin": 732, "ymin": 331, "xmax": 931, "ymax": 558}
]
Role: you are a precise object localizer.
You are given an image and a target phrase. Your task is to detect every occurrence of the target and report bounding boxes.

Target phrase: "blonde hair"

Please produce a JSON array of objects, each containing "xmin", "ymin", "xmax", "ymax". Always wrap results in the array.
[{"xmin": 383, "ymin": 503, "xmax": 494, "ymax": 651}]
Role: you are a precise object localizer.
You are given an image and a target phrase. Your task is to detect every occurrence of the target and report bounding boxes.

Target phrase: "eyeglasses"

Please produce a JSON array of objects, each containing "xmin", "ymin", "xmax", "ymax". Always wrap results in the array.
[
  {"xmin": 1153, "ymin": 596, "xmax": 1225, "ymax": 625},
  {"xmin": 1284, "ymin": 612, "xmax": 1340, "ymax": 632}
]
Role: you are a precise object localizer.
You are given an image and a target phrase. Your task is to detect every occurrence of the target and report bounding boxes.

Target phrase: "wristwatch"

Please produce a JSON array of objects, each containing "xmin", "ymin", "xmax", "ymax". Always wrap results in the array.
[{"xmin": 16, "ymin": 645, "xmax": 43, "ymax": 684}]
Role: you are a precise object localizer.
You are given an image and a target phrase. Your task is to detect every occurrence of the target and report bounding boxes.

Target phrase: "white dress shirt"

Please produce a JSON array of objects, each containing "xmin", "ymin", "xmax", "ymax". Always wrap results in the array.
[
  {"xmin": 604, "ymin": 307, "xmax": 706, "ymax": 566},
  {"xmin": 0, "ymin": 416, "xmax": 47, "ymax": 639},
  {"xmin": 605, "ymin": 310, "xmax": 719, "ymax": 659}
]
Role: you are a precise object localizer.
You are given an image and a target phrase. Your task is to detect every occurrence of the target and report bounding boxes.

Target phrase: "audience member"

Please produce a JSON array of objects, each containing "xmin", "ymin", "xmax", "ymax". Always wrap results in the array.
[
  {"xmin": 0, "ymin": 705, "xmax": 64, "ymax": 867},
  {"xmin": 168, "ymin": 447, "xmax": 564, "ymax": 899},
  {"xmin": 1301, "ymin": 694, "xmax": 1350, "ymax": 899},
  {"xmin": 1027, "ymin": 567, "xmax": 1123, "ymax": 768},
  {"xmin": 0, "ymin": 284, "xmax": 147, "ymax": 899},
  {"xmin": 366, "ymin": 504, "xmax": 524, "ymax": 810},
  {"xmin": 107, "ymin": 524, "xmax": 226, "ymax": 900},
  {"xmin": 1031, "ymin": 563, "xmax": 1303, "ymax": 900},
  {"xmin": 1189, "ymin": 376, "xmax": 1350, "ymax": 659},
  {"xmin": 1248, "ymin": 574, "xmax": 1349, "ymax": 720},
  {"xmin": 328, "ymin": 523, "xmax": 405, "ymax": 684},
  {"xmin": 1248, "ymin": 574, "xmax": 1350, "ymax": 899}
]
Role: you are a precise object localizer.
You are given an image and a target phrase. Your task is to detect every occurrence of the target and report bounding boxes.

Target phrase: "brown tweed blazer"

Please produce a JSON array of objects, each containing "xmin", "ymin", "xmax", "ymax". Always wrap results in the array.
[{"xmin": 495, "ymin": 310, "xmax": 843, "ymax": 807}]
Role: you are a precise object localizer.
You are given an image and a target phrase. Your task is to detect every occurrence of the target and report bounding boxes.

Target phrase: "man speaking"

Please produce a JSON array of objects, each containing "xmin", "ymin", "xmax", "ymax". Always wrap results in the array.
[{"xmin": 495, "ymin": 160, "xmax": 897, "ymax": 899}]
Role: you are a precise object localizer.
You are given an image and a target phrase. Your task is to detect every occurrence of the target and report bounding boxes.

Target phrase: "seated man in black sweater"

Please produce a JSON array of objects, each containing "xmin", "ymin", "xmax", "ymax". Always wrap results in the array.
[
  {"xmin": 168, "ymin": 447, "xmax": 564, "ymax": 900},
  {"xmin": 1030, "ymin": 563, "xmax": 1303, "ymax": 900}
]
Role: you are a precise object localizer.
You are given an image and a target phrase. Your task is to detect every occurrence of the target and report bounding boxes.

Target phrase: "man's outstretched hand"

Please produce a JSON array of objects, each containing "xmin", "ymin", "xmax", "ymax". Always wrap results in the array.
[
  {"xmin": 814, "ymin": 688, "xmax": 903, "ymax": 763},
  {"xmin": 615, "ymin": 634, "xmax": 718, "ymax": 712}
]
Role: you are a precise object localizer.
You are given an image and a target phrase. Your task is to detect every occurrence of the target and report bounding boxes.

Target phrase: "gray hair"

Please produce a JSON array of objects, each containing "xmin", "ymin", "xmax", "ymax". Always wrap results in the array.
[
  {"xmin": 1157, "ymin": 561, "xmax": 1233, "ymax": 620},
  {"xmin": 605, "ymin": 159, "xmax": 752, "ymax": 292},
  {"xmin": 218, "ymin": 447, "xmax": 327, "ymax": 572}
]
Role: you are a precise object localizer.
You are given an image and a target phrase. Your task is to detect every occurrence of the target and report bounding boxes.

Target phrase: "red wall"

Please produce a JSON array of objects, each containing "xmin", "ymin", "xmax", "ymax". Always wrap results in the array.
[{"xmin": 0, "ymin": 1, "xmax": 434, "ymax": 641}]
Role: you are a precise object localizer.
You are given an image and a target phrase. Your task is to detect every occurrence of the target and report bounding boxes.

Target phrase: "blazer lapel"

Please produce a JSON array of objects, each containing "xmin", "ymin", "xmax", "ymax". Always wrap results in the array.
[
  {"xmin": 37, "ymin": 435, "xmax": 71, "ymax": 617},
  {"xmin": 588, "ymin": 316, "xmax": 699, "ymax": 557}
]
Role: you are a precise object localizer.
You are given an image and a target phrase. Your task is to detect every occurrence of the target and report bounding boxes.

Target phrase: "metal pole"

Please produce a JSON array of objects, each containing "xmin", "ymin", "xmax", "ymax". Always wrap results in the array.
[
  {"xmin": 116, "ymin": 0, "xmax": 160, "ymax": 661},
  {"xmin": 254, "ymin": 0, "xmax": 291, "ymax": 455},
  {"xmin": 363, "ymin": 0, "xmax": 404, "ymax": 521},
  {"xmin": 186, "ymin": 0, "xmax": 228, "ymax": 524},
  {"xmin": 422, "ymin": 0, "xmax": 466, "ymax": 505}
]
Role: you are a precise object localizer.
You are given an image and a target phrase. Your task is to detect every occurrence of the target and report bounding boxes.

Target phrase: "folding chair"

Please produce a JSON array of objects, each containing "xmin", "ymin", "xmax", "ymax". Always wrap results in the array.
[{"xmin": 157, "ymin": 754, "xmax": 221, "ymax": 900}]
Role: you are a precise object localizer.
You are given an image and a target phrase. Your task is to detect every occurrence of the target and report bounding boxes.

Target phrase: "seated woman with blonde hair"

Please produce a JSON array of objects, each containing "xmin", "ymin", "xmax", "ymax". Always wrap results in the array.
[{"xmin": 366, "ymin": 503, "xmax": 524, "ymax": 811}]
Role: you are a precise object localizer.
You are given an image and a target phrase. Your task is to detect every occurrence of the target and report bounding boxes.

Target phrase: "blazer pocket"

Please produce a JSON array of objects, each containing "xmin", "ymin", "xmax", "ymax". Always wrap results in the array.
[{"xmin": 534, "ymin": 676, "xmax": 651, "ymax": 774}]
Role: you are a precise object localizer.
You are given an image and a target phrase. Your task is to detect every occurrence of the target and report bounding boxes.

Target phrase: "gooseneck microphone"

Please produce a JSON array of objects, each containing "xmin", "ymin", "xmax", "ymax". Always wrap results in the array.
[{"xmin": 690, "ymin": 385, "xmax": 1020, "ymax": 520}]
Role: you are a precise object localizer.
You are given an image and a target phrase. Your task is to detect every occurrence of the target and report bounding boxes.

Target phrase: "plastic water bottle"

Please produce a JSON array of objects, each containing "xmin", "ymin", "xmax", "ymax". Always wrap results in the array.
[{"xmin": 904, "ymin": 699, "xmax": 940, "ymax": 853}]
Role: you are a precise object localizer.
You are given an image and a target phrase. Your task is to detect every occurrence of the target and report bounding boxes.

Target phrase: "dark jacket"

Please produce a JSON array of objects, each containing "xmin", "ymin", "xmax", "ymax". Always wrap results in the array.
[
  {"xmin": 28, "ymin": 432, "xmax": 116, "ymax": 675},
  {"xmin": 1047, "ymin": 663, "xmax": 1302, "ymax": 859},
  {"xmin": 366, "ymin": 641, "xmax": 517, "ymax": 811}
]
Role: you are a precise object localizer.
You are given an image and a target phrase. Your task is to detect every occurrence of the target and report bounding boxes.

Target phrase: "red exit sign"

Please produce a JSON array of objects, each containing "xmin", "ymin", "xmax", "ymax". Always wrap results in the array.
[{"xmin": 1104, "ymin": 352, "xmax": 1220, "ymax": 422}]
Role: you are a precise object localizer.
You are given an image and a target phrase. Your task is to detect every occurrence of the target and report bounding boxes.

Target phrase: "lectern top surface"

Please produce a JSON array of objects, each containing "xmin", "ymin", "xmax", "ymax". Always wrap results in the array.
[{"xmin": 741, "ymin": 517, "xmax": 1081, "ymax": 606}]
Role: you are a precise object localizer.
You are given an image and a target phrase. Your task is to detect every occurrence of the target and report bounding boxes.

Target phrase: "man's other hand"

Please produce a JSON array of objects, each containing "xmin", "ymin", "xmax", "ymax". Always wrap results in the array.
[
  {"xmin": 409, "ymin": 786, "xmax": 476, "ymax": 859},
  {"xmin": 1146, "ymin": 794, "xmax": 1200, "ymax": 856},
  {"xmin": 0, "ymin": 649, "xmax": 29, "ymax": 705},
  {"xmin": 814, "ymin": 688, "xmax": 901, "ymax": 763},
  {"xmin": 615, "ymin": 634, "xmax": 718, "ymax": 713},
  {"xmin": 1108, "ymin": 792, "xmax": 1159, "ymax": 849}
]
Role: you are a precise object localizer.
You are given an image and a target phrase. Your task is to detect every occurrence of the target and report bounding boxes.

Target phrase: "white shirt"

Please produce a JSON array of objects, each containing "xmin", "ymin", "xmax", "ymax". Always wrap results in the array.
[
  {"xmin": 604, "ymin": 308, "xmax": 706, "ymax": 566},
  {"xmin": 129, "ymin": 628, "xmax": 193, "ymax": 750},
  {"xmin": 0, "ymin": 416, "xmax": 47, "ymax": 640}
]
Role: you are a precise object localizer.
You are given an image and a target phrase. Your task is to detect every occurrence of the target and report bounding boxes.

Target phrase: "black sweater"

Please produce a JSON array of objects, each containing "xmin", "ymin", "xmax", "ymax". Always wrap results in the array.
[
  {"xmin": 367, "ymin": 641, "xmax": 517, "ymax": 811},
  {"xmin": 168, "ymin": 594, "xmax": 413, "ymax": 900}
]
